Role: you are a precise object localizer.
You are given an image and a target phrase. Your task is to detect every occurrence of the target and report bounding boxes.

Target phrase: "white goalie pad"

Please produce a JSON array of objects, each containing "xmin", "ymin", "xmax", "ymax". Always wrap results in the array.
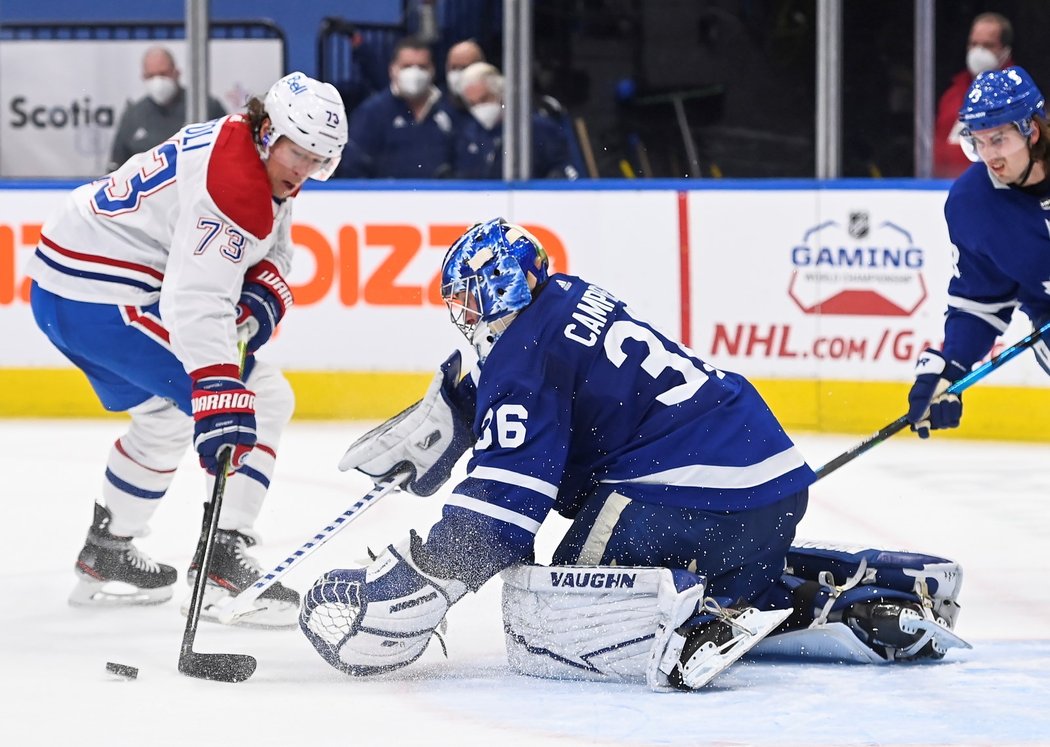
[{"xmin": 500, "ymin": 564, "xmax": 705, "ymax": 687}]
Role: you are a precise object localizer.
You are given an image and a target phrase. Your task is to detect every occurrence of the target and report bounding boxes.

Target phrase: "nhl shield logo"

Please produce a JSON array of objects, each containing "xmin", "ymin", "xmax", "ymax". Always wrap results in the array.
[{"xmin": 848, "ymin": 212, "xmax": 870, "ymax": 239}]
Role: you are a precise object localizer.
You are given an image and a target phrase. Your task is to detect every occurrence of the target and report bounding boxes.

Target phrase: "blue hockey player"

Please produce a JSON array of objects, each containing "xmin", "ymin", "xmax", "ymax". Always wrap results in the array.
[
  {"xmin": 301, "ymin": 219, "xmax": 970, "ymax": 689},
  {"xmin": 908, "ymin": 65, "xmax": 1050, "ymax": 437}
]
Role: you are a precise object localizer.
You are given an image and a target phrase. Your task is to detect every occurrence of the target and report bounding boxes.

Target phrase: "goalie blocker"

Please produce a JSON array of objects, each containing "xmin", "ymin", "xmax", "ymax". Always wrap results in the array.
[{"xmin": 501, "ymin": 542, "xmax": 971, "ymax": 690}]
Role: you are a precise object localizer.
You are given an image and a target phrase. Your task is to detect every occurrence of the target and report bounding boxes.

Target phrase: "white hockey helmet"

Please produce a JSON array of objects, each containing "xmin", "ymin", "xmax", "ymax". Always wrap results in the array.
[{"xmin": 264, "ymin": 72, "xmax": 348, "ymax": 181}]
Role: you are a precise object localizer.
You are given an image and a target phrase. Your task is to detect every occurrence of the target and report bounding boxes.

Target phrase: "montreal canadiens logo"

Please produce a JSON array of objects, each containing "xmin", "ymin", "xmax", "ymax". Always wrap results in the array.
[{"xmin": 787, "ymin": 212, "xmax": 927, "ymax": 316}]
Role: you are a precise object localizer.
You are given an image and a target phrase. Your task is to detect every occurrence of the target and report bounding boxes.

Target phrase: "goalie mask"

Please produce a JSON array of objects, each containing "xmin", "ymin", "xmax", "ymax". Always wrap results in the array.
[
  {"xmin": 441, "ymin": 218, "xmax": 550, "ymax": 363},
  {"xmin": 958, "ymin": 66, "xmax": 1045, "ymax": 163},
  {"xmin": 262, "ymin": 72, "xmax": 348, "ymax": 180}
]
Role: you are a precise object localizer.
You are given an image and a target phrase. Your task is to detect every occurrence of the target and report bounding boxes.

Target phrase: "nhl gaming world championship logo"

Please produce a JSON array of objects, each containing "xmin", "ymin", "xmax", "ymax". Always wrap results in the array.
[{"xmin": 787, "ymin": 211, "xmax": 927, "ymax": 316}]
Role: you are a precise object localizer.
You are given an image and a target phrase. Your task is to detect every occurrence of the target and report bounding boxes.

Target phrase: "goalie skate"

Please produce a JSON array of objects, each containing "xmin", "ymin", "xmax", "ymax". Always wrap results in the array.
[
  {"xmin": 69, "ymin": 503, "xmax": 176, "ymax": 607},
  {"xmin": 845, "ymin": 600, "xmax": 971, "ymax": 661},
  {"xmin": 183, "ymin": 528, "xmax": 300, "ymax": 629},
  {"xmin": 660, "ymin": 600, "xmax": 792, "ymax": 690}
]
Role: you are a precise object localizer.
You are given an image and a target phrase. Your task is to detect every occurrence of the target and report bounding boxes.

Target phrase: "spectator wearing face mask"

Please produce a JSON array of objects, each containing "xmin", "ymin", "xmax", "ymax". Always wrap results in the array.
[
  {"xmin": 336, "ymin": 36, "xmax": 456, "ymax": 178},
  {"xmin": 107, "ymin": 46, "xmax": 227, "ymax": 172},
  {"xmin": 452, "ymin": 62, "xmax": 578, "ymax": 180},
  {"xmin": 933, "ymin": 12, "xmax": 1014, "ymax": 179},
  {"xmin": 442, "ymin": 39, "xmax": 486, "ymax": 126}
]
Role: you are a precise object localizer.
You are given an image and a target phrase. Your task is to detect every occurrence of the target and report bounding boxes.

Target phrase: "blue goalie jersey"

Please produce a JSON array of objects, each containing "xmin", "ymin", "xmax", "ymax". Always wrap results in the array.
[{"xmin": 422, "ymin": 274, "xmax": 815, "ymax": 583}]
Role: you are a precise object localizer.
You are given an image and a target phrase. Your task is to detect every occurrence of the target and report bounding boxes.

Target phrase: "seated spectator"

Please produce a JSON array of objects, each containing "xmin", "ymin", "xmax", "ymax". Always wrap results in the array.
[
  {"xmin": 336, "ymin": 36, "xmax": 455, "ymax": 178},
  {"xmin": 933, "ymin": 12, "xmax": 1014, "ymax": 179},
  {"xmin": 453, "ymin": 62, "xmax": 578, "ymax": 180},
  {"xmin": 107, "ymin": 46, "xmax": 227, "ymax": 172},
  {"xmin": 442, "ymin": 39, "xmax": 486, "ymax": 124}
]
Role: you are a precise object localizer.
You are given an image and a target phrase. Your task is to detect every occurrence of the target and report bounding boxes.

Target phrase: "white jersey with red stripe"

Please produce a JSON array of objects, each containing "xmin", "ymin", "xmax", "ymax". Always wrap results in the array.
[{"xmin": 27, "ymin": 114, "xmax": 294, "ymax": 373}]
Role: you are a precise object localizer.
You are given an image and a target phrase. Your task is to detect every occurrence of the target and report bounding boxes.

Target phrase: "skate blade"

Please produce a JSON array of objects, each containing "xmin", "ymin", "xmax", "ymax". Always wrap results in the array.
[
  {"xmin": 69, "ymin": 577, "xmax": 173, "ymax": 607},
  {"xmin": 181, "ymin": 585, "xmax": 298, "ymax": 629},
  {"xmin": 901, "ymin": 610, "xmax": 973, "ymax": 653},
  {"xmin": 680, "ymin": 607, "xmax": 793, "ymax": 689}
]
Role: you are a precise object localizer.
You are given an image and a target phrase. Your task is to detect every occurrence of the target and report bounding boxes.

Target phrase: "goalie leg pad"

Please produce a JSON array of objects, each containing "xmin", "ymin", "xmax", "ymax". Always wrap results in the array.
[
  {"xmin": 500, "ymin": 564, "xmax": 706, "ymax": 687},
  {"xmin": 750, "ymin": 541, "xmax": 970, "ymax": 663},
  {"xmin": 300, "ymin": 535, "xmax": 467, "ymax": 676}
]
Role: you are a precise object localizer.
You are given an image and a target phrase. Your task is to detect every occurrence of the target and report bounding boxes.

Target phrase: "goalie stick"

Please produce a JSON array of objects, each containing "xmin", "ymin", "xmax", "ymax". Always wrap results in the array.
[
  {"xmin": 815, "ymin": 319, "xmax": 1050, "ymax": 481},
  {"xmin": 178, "ymin": 334, "xmax": 257, "ymax": 683},
  {"xmin": 213, "ymin": 471, "xmax": 408, "ymax": 625}
]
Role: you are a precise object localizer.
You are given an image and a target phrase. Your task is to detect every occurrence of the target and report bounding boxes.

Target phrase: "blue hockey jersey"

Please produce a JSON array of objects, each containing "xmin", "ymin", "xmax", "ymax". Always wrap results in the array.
[
  {"xmin": 942, "ymin": 163, "xmax": 1050, "ymax": 369},
  {"xmin": 420, "ymin": 274, "xmax": 815, "ymax": 586}
]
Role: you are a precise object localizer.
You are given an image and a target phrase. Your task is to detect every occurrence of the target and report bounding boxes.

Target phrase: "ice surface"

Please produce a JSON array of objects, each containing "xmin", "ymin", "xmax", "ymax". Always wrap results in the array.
[{"xmin": 1, "ymin": 420, "xmax": 1047, "ymax": 746}]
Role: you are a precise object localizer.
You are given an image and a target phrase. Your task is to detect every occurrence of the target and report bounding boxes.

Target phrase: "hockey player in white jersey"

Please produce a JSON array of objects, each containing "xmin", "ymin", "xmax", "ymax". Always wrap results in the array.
[
  {"xmin": 27, "ymin": 72, "xmax": 347, "ymax": 627},
  {"xmin": 299, "ymin": 219, "xmax": 970, "ymax": 688},
  {"xmin": 908, "ymin": 66, "xmax": 1050, "ymax": 437}
]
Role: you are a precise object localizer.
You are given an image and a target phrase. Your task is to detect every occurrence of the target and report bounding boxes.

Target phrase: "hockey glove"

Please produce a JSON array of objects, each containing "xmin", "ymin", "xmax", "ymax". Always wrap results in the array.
[
  {"xmin": 1033, "ymin": 314, "xmax": 1050, "ymax": 377},
  {"xmin": 299, "ymin": 531, "xmax": 467, "ymax": 676},
  {"xmin": 236, "ymin": 260, "xmax": 294, "ymax": 353},
  {"xmin": 906, "ymin": 349, "xmax": 968, "ymax": 439},
  {"xmin": 191, "ymin": 365, "xmax": 257, "ymax": 474},
  {"xmin": 339, "ymin": 350, "xmax": 475, "ymax": 496}
]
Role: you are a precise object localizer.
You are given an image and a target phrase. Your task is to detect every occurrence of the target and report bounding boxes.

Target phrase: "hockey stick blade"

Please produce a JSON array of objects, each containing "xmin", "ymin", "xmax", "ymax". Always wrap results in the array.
[
  {"xmin": 178, "ymin": 649, "xmax": 257, "ymax": 683},
  {"xmin": 814, "ymin": 319, "xmax": 1050, "ymax": 481}
]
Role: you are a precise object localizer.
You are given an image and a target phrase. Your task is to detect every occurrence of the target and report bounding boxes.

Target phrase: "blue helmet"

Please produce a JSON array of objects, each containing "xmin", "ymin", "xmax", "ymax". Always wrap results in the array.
[
  {"xmin": 958, "ymin": 65, "xmax": 1045, "ymax": 136},
  {"xmin": 440, "ymin": 218, "xmax": 550, "ymax": 361}
]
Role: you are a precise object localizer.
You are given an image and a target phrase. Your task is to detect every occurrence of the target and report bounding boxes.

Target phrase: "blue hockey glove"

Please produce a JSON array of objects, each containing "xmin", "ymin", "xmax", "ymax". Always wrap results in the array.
[
  {"xmin": 906, "ymin": 349, "xmax": 968, "ymax": 439},
  {"xmin": 236, "ymin": 260, "xmax": 294, "ymax": 353},
  {"xmin": 338, "ymin": 351, "xmax": 475, "ymax": 496},
  {"xmin": 191, "ymin": 365, "xmax": 257, "ymax": 474}
]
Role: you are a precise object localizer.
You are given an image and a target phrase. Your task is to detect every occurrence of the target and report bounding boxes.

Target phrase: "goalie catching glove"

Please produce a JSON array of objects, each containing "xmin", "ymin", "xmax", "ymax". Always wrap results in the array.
[
  {"xmin": 906, "ymin": 348, "xmax": 968, "ymax": 439},
  {"xmin": 339, "ymin": 350, "xmax": 475, "ymax": 496}
]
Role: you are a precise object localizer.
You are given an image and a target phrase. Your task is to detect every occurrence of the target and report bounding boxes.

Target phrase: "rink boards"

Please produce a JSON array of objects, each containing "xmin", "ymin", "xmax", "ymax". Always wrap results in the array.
[{"xmin": 1, "ymin": 179, "xmax": 1046, "ymax": 441}]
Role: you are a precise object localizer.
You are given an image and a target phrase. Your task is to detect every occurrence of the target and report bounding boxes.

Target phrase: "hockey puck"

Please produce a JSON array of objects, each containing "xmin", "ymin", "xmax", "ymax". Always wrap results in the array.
[{"xmin": 106, "ymin": 662, "xmax": 139, "ymax": 680}]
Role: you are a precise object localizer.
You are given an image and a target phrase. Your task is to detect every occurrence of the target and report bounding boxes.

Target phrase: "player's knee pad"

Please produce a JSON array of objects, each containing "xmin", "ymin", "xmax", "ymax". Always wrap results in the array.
[
  {"xmin": 300, "ymin": 534, "xmax": 467, "ymax": 676},
  {"xmin": 752, "ymin": 541, "xmax": 969, "ymax": 663},
  {"xmin": 500, "ymin": 564, "xmax": 706, "ymax": 688},
  {"xmin": 246, "ymin": 360, "xmax": 295, "ymax": 442},
  {"xmin": 123, "ymin": 396, "xmax": 192, "ymax": 470}
]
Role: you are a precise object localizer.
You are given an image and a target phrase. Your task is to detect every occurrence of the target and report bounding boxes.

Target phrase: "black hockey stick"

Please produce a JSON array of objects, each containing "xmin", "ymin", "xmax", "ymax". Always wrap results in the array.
[
  {"xmin": 814, "ymin": 319, "xmax": 1050, "ymax": 481},
  {"xmin": 178, "ymin": 337, "xmax": 257, "ymax": 683}
]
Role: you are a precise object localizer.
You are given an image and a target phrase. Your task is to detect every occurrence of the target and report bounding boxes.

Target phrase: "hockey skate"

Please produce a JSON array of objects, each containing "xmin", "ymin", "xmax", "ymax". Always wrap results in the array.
[
  {"xmin": 844, "ymin": 600, "xmax": 971, "ymax": 661},
  {"xmin": 69, "ymin": 503, "xmax": 177, "ymax": 607},
  {"xmin": 183, "ymin": 527, "xmax": 300, "ymax": 628},
  {"xmin": 656, "ymin": 599, "xmax": 792, "ymax": 690}
]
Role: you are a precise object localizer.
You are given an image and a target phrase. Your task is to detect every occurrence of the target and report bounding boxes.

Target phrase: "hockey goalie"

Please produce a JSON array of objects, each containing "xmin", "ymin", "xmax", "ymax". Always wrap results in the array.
[{"xmin": 299, "ymin": 219, "xmax": 970, "ymax": 689}]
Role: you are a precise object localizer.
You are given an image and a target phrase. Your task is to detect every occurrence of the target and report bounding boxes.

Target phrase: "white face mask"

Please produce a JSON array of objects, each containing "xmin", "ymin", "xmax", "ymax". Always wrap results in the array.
[
  {"xmin": 470, "ymin": 101, "xmax": 503, "ymax": 130},
  {"xmin": 966, "ymin": 46, "xmax": 1002, "ymax": 77},
  {"xmin": 144, "ymin": 75, "xmax": 178, "ymax": 106},
  {"xmin": 447, "ymin": 70, "xmax": 465, "ymax": 96},
  {"xmin": 396, "ymin": 66, "xmax": 432, "ymax": 98}
]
